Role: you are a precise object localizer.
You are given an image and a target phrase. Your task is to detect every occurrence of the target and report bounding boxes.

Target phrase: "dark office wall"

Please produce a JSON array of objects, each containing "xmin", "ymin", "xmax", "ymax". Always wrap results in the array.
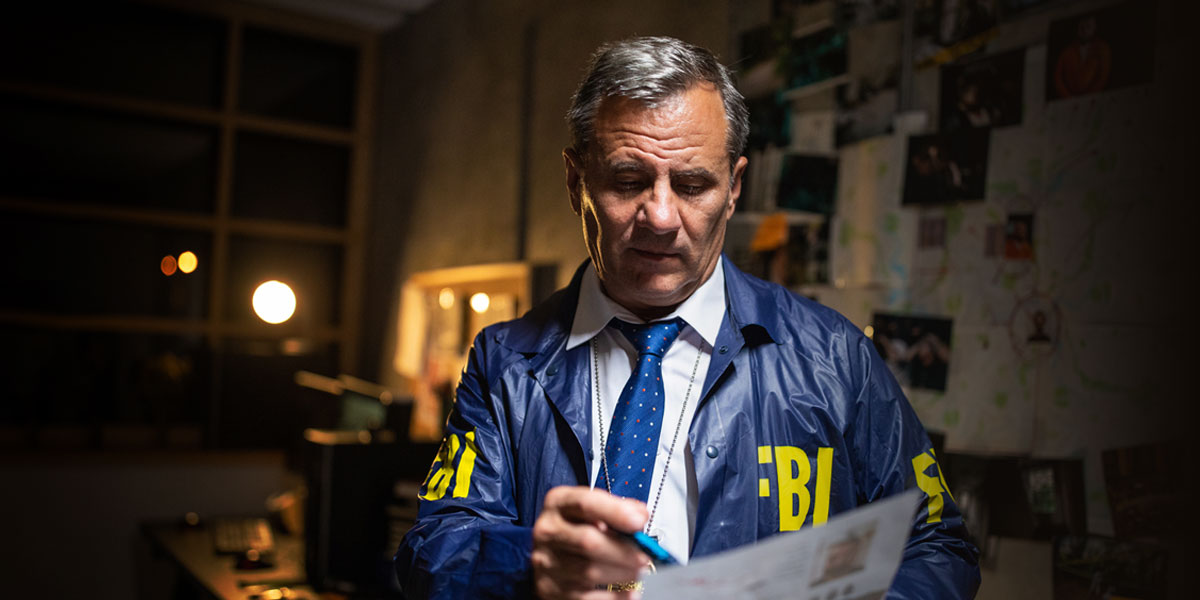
[{"xmin": 362, "ymin": 0, "xmax": 733, "ymax": 384}]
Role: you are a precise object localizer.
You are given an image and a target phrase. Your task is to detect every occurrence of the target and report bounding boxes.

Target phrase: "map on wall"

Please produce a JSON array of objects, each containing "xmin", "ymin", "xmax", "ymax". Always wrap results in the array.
[{"xmin": 826, "ymin": 44, "xmax": 1168, "ymax": 533}]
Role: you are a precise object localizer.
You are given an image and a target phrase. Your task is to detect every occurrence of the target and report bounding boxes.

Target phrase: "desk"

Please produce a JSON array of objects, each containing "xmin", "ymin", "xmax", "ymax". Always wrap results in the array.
[{"xmin": 143, "ymin": 521, "xmax": 319, "ymax": 600}]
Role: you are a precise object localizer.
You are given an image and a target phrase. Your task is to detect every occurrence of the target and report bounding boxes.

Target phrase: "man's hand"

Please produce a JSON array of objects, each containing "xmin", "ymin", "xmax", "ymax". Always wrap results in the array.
[{"xmin": 531, "ymin": 486, "xmax": 650, "ymax": 599}]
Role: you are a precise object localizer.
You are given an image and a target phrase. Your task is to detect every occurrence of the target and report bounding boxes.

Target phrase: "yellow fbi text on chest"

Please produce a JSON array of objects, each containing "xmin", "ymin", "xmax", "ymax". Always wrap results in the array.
[{"xmin": 758, "ymin": 445, "xmax": 953, "ymax": 531}]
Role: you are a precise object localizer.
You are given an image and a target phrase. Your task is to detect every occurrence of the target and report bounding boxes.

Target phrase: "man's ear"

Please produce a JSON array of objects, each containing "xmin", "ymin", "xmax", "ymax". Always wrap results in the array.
[
  {"xmin": 726, "ymin": 155, "xmax": 749, "ymax": 218},
  {"xmin": 564, "ymin": 148, "xmax": 584, "ymax": 216}
]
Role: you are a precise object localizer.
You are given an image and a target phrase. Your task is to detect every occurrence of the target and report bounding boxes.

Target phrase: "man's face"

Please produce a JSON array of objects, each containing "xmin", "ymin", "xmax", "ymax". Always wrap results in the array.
[{"xmin": 564, "ymin": 84, "xmax": 747, "ymax": 319}]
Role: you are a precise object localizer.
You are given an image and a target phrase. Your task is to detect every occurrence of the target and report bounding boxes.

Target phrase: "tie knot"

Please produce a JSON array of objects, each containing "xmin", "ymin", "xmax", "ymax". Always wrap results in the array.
[{"xmin": 612, "ymin": 318, "xmax": 683, "ymax": 357}]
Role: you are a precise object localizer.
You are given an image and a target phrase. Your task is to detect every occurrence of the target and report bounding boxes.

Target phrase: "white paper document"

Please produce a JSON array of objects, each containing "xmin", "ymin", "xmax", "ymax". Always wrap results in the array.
[{"xmin": 642, "ymin": 489, "xmax": 922, "ymax": 600}]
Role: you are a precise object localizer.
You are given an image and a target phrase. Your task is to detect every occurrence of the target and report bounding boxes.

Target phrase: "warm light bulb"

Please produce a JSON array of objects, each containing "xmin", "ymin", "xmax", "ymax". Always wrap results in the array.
[
  {"xmin": 469, "ymin": 292, "xmax": 490, "ymax": 314},
  {"xmin": 252, "ymin": 281, "xmax": 296, "ymax": 324},
  {"xmin": 178, "ymin": 251, "xmax": 198, "ymax": 274},
  {"xmin": 438, "ymin": 287, "xmax": 455, "ymax": 310},
  {"xmin": 160, "ymin": 255, "xmax": 177, "ymax": 276}
]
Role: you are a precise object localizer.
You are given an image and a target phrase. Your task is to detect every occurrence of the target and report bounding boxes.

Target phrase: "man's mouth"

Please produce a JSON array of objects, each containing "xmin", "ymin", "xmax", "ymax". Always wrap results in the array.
[{"xmin": 631, "ymin": 248, "xmax": 678, "ymax": 261}]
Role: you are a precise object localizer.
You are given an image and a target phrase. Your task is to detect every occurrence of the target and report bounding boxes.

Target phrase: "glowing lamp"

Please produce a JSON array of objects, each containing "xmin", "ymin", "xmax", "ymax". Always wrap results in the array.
[
  {"xmin": 178, "ymin": 251, "xmax": 198, "ymax": 274},
  {"xmin": 469, "ymin": 292, "xmax": 490, "ymax": 314},
  {"xmin": 252, "ymin": 280, "xmax": 296, "ymax": 324}
]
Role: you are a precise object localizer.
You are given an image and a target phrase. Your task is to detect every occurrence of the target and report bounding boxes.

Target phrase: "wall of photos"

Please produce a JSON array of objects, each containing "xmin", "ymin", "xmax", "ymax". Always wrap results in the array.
[{"xmin": 726, "ymin": 0, "xmax": 1185, "ymax": 549}]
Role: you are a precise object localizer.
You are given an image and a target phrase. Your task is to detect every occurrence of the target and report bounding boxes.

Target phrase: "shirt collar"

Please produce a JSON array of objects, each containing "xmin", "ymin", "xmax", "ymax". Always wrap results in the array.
[{"xmin": 566, "ymin": 256, "xmax": 726, "ymax": 350}]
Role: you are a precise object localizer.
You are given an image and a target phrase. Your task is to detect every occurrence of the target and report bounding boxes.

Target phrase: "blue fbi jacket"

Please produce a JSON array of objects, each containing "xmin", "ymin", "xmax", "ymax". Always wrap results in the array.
[{"xmin": 395, "ymin": 258, "xmax": 981, "ymax": 598}]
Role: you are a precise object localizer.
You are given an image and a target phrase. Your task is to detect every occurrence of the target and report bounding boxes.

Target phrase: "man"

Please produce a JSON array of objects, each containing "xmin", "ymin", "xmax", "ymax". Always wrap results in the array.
[{"xmin": 395, "ymin": 36, "xmax": 980, "ymax": 599}]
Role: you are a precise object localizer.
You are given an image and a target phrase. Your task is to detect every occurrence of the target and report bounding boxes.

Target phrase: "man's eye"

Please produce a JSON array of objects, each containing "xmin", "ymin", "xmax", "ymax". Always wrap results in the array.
[
  {"xmin": 675, "ymin": 183, "xmax": 708, "ymax": 196},
  {"xmin": 615, "ymin": 180, "xmax": 645, "ymax": 191}
]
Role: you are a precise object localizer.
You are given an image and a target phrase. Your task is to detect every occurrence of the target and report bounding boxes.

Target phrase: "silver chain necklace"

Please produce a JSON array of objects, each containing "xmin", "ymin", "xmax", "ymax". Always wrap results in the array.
[{"xmin": 591, "ymin": 334, "xmax": 703, "ymax": 535}]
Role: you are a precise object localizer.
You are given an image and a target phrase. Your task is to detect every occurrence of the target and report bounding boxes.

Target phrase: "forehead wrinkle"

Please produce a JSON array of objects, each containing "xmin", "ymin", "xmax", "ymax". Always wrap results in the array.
[
  {"xmin": 597, "ymin": 128, "xmax": 718, "ymax": 168},
  {"xmin": 590, "ymin": 86, "xmax": 731, "ymax": 180}
]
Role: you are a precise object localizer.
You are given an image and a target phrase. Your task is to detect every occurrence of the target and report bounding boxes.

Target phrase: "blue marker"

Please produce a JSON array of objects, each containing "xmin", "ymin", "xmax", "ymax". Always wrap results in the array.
[{"xmin": 614, "ymin": 530, "xmax": 680, "ymax": 566}]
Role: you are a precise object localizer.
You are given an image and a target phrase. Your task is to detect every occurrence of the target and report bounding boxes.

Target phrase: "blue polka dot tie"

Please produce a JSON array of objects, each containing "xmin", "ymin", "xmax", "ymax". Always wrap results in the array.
[{"xmin": 595, "ymin": 318, "xmax": 684, "ymax": 502}]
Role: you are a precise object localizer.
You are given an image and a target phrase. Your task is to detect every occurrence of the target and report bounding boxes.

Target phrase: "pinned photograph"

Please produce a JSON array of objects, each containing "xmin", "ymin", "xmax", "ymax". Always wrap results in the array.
[
  {"xmin": 870, "ymin": 313, "xmax": 953, "ymax": 391},
  {"xmin": 1046, "ymin": 0, "xmax": 1156, "ymax": 101},
  {"xmin": 777, "ymin": 154, "xmax": 839, "ymax": 214},
  {"xmin": 940, "ymin": 48, "xmax": 1025, "ymax": 131},
  {"xmin": 1008, "ymin": 294, "xmax": 1060, "ymax": 359},
  {"xmin": 902, "ymin": 130, "xmax": 990, "ymax": 205},
  {"xmin": 1004, "ymin": 213, "xmax": 1034, "ymax": 260},
  {"xmin": 780, "ymin": 27, "xmax": 848, "ymax": 93}
]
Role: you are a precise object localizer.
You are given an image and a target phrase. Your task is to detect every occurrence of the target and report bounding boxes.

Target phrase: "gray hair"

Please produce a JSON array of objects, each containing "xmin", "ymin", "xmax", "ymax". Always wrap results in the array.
[{"xmin": 567, "ymin": 36, "xmax": 749, "ymax": 172}]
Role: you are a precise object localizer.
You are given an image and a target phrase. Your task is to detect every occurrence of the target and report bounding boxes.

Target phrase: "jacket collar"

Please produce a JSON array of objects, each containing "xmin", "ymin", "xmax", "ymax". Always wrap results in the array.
[
  {"xmin": 718, "ymin": 256, "xmax": 783, "ymax": 347},
  {"xmin": 496, "ymin": 260, "xmax": 587, "ymax": 366},
  {"xmin": 496, "ymin": 255, "xmax": 783, "ymax": 361}
]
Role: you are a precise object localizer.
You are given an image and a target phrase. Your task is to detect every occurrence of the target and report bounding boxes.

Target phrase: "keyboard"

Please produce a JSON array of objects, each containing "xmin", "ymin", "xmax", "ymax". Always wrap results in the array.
[{"xmin": 211, "ymin": 517, "xmax": 275, "ymax": 555}]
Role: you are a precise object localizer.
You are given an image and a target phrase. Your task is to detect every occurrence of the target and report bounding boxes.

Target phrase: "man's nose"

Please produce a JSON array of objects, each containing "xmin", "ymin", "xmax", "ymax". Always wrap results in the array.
[{"xmin": 638, "ymin": 180, "xmax": 682, "ymax": 233}]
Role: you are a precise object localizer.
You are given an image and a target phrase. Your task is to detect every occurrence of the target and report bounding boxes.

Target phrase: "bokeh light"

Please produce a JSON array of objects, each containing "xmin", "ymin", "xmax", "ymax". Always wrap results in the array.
[
  {"xmin": 160, "ymin": 255, "xmax": 177, "ymax": 276},
  {"xmin": 438, "ymin": 287, "xmax": 455, "ymax": 310},
  {"xmin": 252, "ymin": 280, "xmax": 296, "ymax": 324},
  {"xmin": 178, "ymin": 251, "xmax": 198, "ymax": 274},
  {"xmin": 469, "ymin": 292, "xmax": 490, "ymax": 314}
]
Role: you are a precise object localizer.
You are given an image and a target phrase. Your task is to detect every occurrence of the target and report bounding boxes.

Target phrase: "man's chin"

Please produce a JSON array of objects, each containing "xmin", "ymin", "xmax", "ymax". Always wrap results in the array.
[{"xmin": 620, "ymin": 277, "xmax": 691, "ymax": 310}]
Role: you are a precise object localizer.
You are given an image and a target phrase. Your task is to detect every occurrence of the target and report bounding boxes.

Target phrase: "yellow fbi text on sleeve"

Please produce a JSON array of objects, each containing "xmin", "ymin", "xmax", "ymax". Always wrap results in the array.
[
  {"xmin": 911, "ymin": 448, "xmax": 954, "ymax": 523},
  {"xmin": 420, "ymin": 430, "xmax": 479, "ymax": 501}
]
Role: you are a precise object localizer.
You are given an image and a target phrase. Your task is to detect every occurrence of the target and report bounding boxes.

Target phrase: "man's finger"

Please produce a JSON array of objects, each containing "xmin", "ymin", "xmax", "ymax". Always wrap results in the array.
[
  {"xmin": 553, "ymin": 549, "xmax": 647, "ymax": 589},
  {"xmin": 545, "ymin": 485, "xmax": 648, "ymax": 533},
  {"xmin": 535, "ymin": 507, "xmax": 648, "ymax": 573},
  {"xmin": 533, "ymin": 544, "xmax": 644, "ymax": 600}
]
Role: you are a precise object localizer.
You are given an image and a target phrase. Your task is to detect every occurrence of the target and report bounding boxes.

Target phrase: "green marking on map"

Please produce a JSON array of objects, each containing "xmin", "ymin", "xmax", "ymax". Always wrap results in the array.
[
  {"xmin": 877, "ymin": 161, "xmax": 888, "ymax": 178},
  {"xmin": 1002, "ymin": 273, "xmax": 1018, "ymax": 290},
  {"xmin": 943, "ymin": 409, "xmax": 960, "ymax": 427},
  {"xmin": 1089, "ymin": 282, "xmax": 1111, "ymax": 302},
  {"xmin": 1078, "ymin": 369, "xmax": 1127, "ymax": 394},
  {"xmin": 838, "ymin": 221, "xmax": 853, "ymax": 248},
  {"xmin": 945, "ymin": 205, "xmax": 964, "ymax": 236},
  {"xmin": 989, "ymin": 181, "xmax": 1019, "ymax": 196},
  {"xmin": 1054, "ymin": 386, "xmax": 1070, "ymax": 408},
  {"xmin": 883, "ymin": 212, "xmax": 899, "ymax": 233},
  {"xmin": 1018, "ymin": 363, "xmax": 1031, "ymax": 387},
  {"xmin": 993, "ymin": 391, "xmax": 1008, "ymax": 409},
  {"xmin": 976, "ymin": 333, "xmax": 989, "ymax": 349},
  {"xmin": 946, "ymin": 293, "xmax": 963, "ymax": 314}
]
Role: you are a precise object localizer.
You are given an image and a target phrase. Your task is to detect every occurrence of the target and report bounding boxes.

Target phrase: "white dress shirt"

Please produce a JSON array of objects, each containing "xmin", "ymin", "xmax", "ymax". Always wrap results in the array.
[{"xmin": 566, "ymin": 257, "xmax": 726, "ymax": 564}]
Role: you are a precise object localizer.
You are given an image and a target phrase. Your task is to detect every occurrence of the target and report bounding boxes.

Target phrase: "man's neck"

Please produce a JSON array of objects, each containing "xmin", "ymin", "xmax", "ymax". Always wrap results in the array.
[{"xmin": 619, "ymin": 301, "xmax": 681, "ymax": 323}]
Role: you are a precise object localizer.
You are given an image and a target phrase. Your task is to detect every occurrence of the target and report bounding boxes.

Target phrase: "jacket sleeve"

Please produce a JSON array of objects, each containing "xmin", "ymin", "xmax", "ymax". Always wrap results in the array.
[
  {"xmin": 394, "ymin": 331, "xmax": 534, "ymax": 599},
  {"xmin": 846, "ymin": 325, "xmax": 982, "ymax": 599}
]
